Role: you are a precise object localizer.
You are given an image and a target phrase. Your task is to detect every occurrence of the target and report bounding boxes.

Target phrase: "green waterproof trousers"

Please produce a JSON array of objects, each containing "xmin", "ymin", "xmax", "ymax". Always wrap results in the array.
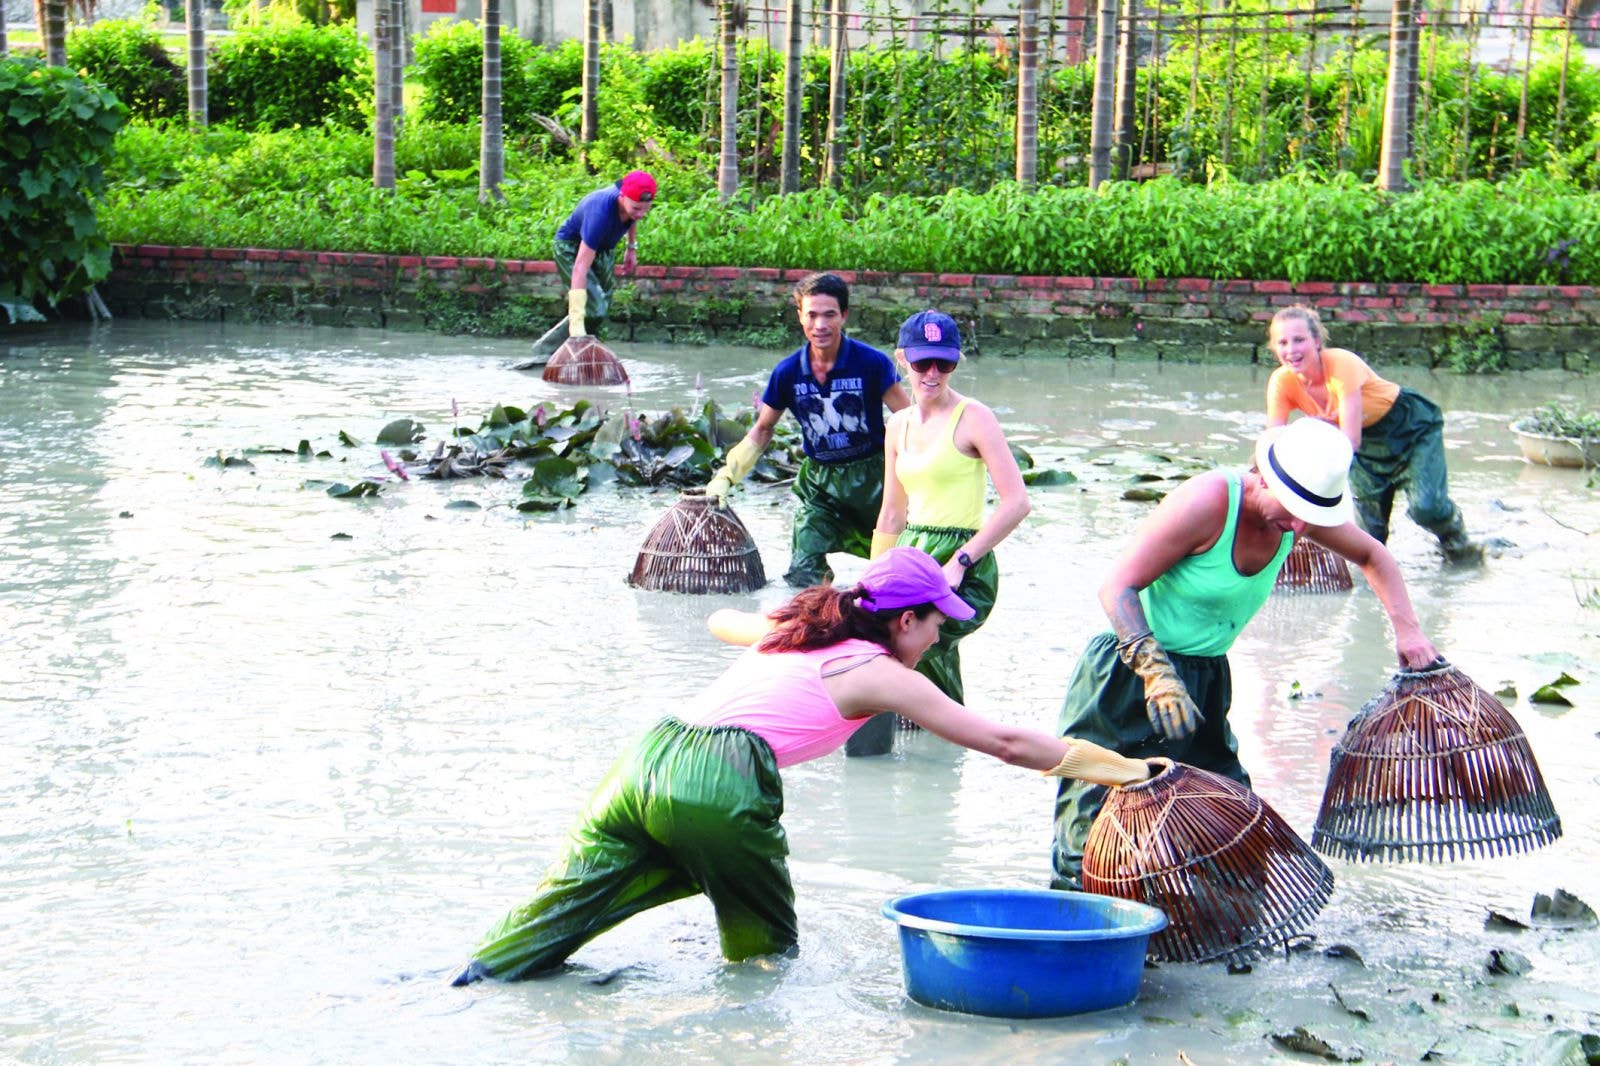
[
  {"xmin": 552, "ymin": 238, "xmax": 618, "ymax": 324},
  {"xmin": 1049, "ymin": 632, "xmax": 1247, "ymax": 890},
  {"xmin": 452, "ymin": 718, "xmax": 796, "ymax": 983},
  {"xmin": 785, "ymin": 453, "xmax": 885, "ymax": 588},
  {"xmin": 843, "ymin": 525, "xmax": 999, "ymax": 757},
  {"xmin": 1349, "ymin": 387, "xmax": 1469, "ymax": 551}
]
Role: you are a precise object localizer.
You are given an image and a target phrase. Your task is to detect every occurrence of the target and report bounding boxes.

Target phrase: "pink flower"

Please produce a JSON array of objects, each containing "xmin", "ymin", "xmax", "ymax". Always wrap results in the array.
[{"xmin": 380, "ymin": 450, "xmax": 409, "ymax": 481}]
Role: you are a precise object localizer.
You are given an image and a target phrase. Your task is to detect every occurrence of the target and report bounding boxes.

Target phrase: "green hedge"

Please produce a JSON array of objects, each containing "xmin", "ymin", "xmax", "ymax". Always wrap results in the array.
[
  {"xmin": 66, "ymin": 18, "xmax": 186, "ymax": 120},
  {"xmin": 99, "ymin": 129, "xmax": 1599, "ymax": 286},
  {"xmin": 210, "ymin": 21, "xmax": 372, "ymax": 130}
]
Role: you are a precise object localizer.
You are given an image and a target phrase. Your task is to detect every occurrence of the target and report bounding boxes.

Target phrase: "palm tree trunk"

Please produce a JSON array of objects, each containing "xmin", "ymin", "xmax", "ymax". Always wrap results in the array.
[
  {"xmin": 1016, "ymin": 0, "xmax": 1039, "ymax": 188},
  {"xmin": 1089, "ymin": 0, "xmax": 1118, "ymax": 188},
  {"xmin": 580, "ymin": 0, "xmax": 600, "ymax": 164},
  {"xmin": 44, "ymin": 0, "xmax": 67, "ymax": 66},
  {"xmin": 718, "ymin": 0, "xmax": 740, "ymax": 200},
  {"xmin": 389, "ymin": 0, "xmax": 405, "ymax": 135},
  {"xmin": 480, "ymin": 0, "xmax": 505, "ymax": 201},
  {"xmin": 779, "ymin": 0, "xmax": 804, "ymax": 193},
  {"xmin": 373, "ymin": 0, "xmax": 395, "ymax": 191},
  {"xmin": 1112, "ymin": 0, "xmax": 1137, "ymax": 179},
  {"xmin": 1378, "ymin": 0, "xmax": 1412, "ymax": 192},
  {"xmin": 824, "ymin": 0, "xmax": 848, "ymax": 190},
  {"xmin": 185, "ymin": 0, "xmax": 206, "ymax": 127}
]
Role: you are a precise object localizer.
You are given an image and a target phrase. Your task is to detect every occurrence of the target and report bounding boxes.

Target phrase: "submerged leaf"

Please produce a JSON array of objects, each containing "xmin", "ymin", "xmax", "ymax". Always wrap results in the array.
[
  {"xmin": 1529, "ymin": 686, "xmax": 1574, "ymax": 706},
  {"xmin": 1024, "ymin": 468, "xmax": 1078, "ymax": 486}
]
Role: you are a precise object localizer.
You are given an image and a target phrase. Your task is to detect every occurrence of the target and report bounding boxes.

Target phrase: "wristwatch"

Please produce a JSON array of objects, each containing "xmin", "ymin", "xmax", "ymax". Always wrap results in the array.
[{"xmin": 956, "ymin": 551, "xmax": 974, "ymax": 569}]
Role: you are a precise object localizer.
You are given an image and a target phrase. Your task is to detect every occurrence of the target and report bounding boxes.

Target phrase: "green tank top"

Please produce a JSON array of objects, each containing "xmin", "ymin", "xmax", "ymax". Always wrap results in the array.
[
  {"xmin": 895, "ymin": 399, "xmax": 986, "ymax": 529},
  {"xmin": 1138, "ymin": 471, "xmax": 1292, "ymax": 657}
]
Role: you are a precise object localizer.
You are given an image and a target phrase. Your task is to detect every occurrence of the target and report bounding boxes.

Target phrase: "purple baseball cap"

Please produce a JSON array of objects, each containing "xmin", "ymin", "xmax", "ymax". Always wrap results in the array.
[
  {"xmin": 857, "ymin": 546, "xmax": 976, "ymax": 621},
  {"xmin": 897, "ymin": 310, "xmax": 963, "ymax": 363}
]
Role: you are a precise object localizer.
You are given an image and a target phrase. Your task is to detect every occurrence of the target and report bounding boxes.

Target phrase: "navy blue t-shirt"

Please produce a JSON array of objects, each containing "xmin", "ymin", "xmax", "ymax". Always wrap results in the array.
[
  {"xmin": 554, "ymin": 184, "xmax": 632, "ymax": 254},
  {"xmin": 760, "ymin": 336, "xmax": 900, "ymax": 464}
]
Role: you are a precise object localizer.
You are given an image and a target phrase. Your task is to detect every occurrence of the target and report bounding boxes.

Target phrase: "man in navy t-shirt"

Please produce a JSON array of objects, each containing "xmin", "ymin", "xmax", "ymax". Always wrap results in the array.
[
  {"xmin": 527, "ymin": 170, "xmax": 656, "ymax": 360},
  {"xmin": 707, "ymin": 272, "xmax": 910, "ymax": 588}
]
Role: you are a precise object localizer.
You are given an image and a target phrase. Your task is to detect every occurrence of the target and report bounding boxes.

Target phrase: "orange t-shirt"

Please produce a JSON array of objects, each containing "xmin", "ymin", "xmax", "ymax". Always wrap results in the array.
[{"xmin": 1266, "ymin": 347, "xmax": 1400, "ymax": 429}]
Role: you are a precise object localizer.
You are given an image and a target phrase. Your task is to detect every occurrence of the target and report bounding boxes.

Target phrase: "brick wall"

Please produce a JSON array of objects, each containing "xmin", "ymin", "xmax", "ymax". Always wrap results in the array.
[{"xmin": 101, "ymin": 244, "xmax": 1599, "ymax": 371}]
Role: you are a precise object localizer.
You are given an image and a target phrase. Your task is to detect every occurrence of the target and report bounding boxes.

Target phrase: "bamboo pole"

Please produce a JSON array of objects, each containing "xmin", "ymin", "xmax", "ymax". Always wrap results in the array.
[
  {"xmin": 1459, "ymin": 6, "xmax": 1476, "ymax": 180},
  {"xmin": 824, "ymin": 0, "xmax": 848, "ymax": 189},
  {"xmin": 1513, "ymin": 0, "xmax": 1534, "ymax": 169},
  {"xmin": 1221, "ymin": 0, "xmax": 1239, "ymax": 169},
  {"xmin": 1555, "ymin": 0, "xmax": 1577, "ymax": 154}
]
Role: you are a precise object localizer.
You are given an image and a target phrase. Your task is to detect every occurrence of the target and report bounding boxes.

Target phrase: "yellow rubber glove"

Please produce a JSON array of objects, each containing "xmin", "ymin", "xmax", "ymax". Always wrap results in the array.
[
  {"xmin": 706, "ymin": 437, "xmax": 762, "ymax": 506},
  {"xmin": 870, "ymin": 529, "xmax": 900, "ymax": 559},
  {"xmin": 567, "ymin": 289, "xmax": 589, "ymax": 336},
  {"xmin": 1117, "ymin": 634, "xmax": 1203, "ymax": 741},
  {"xmin": 707, "ymin": 608, "xmax": 775, "ymax": 647},
  {"xmin": 1043, "ymin": 738, "xmax": 1153, "ymax": 787}
]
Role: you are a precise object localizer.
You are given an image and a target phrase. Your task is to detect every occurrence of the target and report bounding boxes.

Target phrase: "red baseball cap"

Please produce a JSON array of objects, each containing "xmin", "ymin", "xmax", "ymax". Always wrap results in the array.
[{"xmin": 620, "ymin": 170, "xmax": 657, "ymax": 202}]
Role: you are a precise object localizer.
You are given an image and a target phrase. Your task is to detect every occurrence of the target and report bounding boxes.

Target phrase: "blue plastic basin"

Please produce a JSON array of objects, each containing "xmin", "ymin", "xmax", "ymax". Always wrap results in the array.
[{"xmin": 881, "ymin": 888, "xmax": 1167, "ymax": 1018}]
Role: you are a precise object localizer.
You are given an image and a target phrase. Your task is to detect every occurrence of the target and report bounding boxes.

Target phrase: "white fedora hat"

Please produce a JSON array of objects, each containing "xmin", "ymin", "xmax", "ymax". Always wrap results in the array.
[{"xmin": 1255, "ymin": 419, "xmax": 1355, "ymax": 527}]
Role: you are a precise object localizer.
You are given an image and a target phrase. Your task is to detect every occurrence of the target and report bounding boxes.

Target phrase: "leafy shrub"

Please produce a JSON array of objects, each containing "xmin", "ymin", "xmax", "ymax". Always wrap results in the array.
[
  {"xmin": 65, "ymin": 17, "xmax": 186, "ymax": 121},
  {"xmin": 0, "ymin": 56, "xmax": 128, "ymax": 306},
  {"xmin": 209, "ymin": 21, "xmax": 371, "ymax": 130},
  {"xmin": 523, "ymin": 37, "xmax": 583, "ymax": 119},
  {"xmin": 412, "ymin": 19, "xmax": 536, "ymax": 131},
  {"xmin": 1518, "ymin": 403, "xmax": 1600, "ymax": 438}
]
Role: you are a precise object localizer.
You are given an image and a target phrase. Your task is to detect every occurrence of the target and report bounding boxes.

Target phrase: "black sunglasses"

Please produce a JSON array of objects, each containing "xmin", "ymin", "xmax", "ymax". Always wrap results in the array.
[{"xmin": 909, "ymin": 357, "xmax": 957, "ymax": 374}]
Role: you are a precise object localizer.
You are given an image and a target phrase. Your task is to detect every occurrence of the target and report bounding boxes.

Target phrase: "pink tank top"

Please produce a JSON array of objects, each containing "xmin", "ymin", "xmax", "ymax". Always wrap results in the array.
[{"xmin": 685, "ymin": 638, "xmax": 887, "ymax": 768}]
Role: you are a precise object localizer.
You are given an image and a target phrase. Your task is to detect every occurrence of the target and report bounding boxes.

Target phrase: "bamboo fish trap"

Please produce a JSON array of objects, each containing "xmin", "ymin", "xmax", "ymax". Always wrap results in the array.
[
  {"xmin": 1274, "ymin": 537, "xmax": 1353, "ymax": 594},
  {"xmin": 628, "ymin": 489, "xmax": 766, "ymax": 594},
  {"xmin": 543, "ymin": 336, "xmax": 630, "ymax": 387},
  {"xmin": 1312, "ymin": 660, "xmax": 1562, "ymax": 863},
  {"xmin": 1083, "ymin": 759, "xmax": 1334, "ymax": 964}
]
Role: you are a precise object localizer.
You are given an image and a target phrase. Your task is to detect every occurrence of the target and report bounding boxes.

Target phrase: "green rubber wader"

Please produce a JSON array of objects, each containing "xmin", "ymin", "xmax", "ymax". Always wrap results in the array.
[
  {"xmin": 1049, "ymin": 632, "xmax": 1246, "ymax": 890},
  {"xmin": 552, "ymin": 237, "xmax": 617, "ymax": 324},
  {"xmin": 1349, "ymin": 387, "xmax": 1466, "ymax": 546},
  {"xmin": 785, "ymin": 453, "xmax": 885, "ymax": 588},
  {"xmin": 845, "ymin": 526, "xmax": 999, "ymax": 756},
  {"xmin": 458, "ymin": 718, "xmax": 796, "ymax": 981}
]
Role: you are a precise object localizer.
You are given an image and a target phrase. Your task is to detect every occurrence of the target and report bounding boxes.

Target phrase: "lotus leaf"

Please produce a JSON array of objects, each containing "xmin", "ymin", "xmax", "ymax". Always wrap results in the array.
[{"xmin": 376, "ymin": 418, "xmax": 426, "ymax": 445}]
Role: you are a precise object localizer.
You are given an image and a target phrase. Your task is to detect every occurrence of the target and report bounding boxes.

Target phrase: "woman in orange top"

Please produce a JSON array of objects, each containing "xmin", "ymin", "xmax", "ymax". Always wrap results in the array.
[{"xmin": 1264, "ymin": 305, "xmax": 1479, "ymax": 562}]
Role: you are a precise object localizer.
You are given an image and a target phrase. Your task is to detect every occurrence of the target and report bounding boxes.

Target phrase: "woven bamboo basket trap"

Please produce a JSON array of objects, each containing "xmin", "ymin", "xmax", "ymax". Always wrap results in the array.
[
  {"xmin": 1083, "ymin": 759, "xmax": 1335, "ymax": 964},
  {"xmin": 543, "ymin": 336, "xmax": 630, "ymax": 386},
  {"xmin": 1312, "ymin": 660, "xmax": 1562, "ymax": 863},
  {"xmin": 628, "ymin": 489, "xmax": 766, "ymax": 594},
  {"xmin": 1274, "ymin": 537, "xmax": 1353, "ymax": 594}
]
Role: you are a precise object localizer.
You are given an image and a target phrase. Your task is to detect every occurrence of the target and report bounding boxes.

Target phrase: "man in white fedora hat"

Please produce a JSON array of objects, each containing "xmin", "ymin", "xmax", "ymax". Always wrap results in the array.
[{"xmin": 1050, "ymin": 416, "xmax": 1441, "ymax": 889}]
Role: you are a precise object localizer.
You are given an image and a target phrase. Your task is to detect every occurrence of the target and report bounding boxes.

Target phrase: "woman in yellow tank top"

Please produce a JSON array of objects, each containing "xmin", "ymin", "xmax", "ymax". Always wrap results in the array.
[{"xmin": 849, "ymin": 311, "xmax": 1030, "ymax": 754}]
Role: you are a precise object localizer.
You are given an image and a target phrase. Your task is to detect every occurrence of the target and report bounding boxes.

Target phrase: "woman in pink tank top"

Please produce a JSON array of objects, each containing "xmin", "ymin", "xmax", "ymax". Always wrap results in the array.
[{"xmin": 452, "ymin": 548, "xmax": 1149, "ymax": 985}]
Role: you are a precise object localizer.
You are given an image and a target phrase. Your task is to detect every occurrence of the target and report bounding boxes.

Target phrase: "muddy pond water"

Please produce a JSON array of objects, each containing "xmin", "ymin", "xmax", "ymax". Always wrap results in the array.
[{"xmin": 2, "ymin": 320, "xmax": 1597, "ymax": 1064}]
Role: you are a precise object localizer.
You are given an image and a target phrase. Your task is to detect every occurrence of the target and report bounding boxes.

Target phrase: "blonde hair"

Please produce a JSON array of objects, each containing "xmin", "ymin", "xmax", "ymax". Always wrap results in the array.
[{"xmin": 1269, "ymin": 305, "xmax": 1328, "ymax": 349}]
